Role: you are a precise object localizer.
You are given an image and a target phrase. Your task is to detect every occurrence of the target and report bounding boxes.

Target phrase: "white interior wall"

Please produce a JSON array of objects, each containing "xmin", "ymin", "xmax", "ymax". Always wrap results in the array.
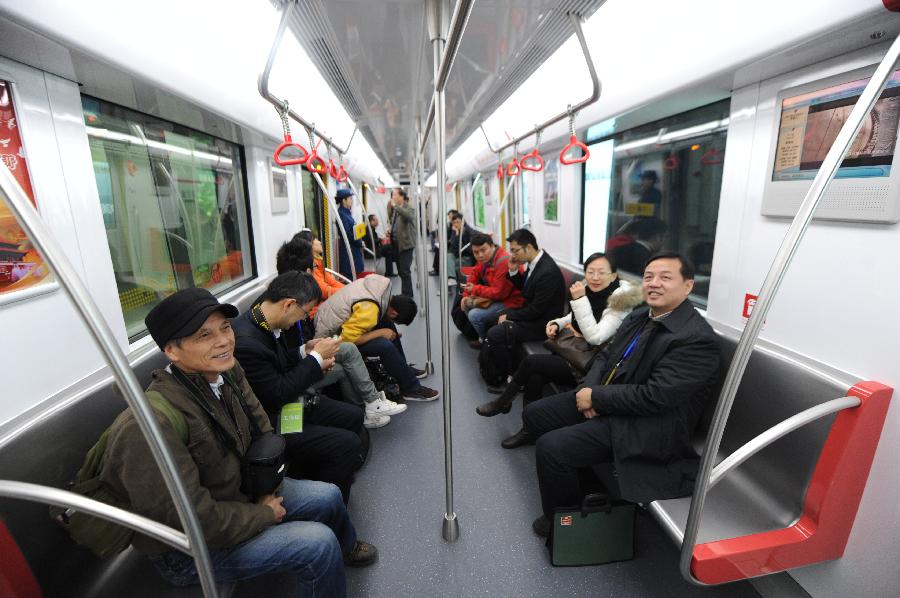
[
  {"xmin": 0, "ymin": 56, "xmax": 299, "ymax": 427},
  {"xmin": 707, "ymin": 42, "xmax": 900, "ymax": 598}
]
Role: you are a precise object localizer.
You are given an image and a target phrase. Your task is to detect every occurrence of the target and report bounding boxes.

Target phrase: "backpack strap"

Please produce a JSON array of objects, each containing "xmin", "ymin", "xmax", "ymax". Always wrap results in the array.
[{"xmin": 146, "ymin": 390, "xmax": 189, "ymax": 444}]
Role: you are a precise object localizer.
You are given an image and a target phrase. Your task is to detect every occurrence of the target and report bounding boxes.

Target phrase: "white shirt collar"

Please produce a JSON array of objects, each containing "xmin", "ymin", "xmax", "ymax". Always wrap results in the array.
[
  {"xmin": 208, "ymin": 375, "xmax": 225, "ymax": 399},
  {"xmin": 528, "ymin": 249, "xmax": 544, "ymax": 269}
]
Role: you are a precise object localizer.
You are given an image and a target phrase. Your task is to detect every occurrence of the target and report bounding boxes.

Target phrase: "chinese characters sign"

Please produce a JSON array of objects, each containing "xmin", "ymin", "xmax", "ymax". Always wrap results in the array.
[{"xmin": 0, "ymin": 80, "xmax": 48, "ymax": 295}]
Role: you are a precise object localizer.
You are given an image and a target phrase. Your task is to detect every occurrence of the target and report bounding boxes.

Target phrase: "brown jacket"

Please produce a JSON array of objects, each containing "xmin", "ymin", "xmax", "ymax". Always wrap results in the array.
[{"xmin": 100, "ymin": 362, "xmax": 276, "ymax": 554}]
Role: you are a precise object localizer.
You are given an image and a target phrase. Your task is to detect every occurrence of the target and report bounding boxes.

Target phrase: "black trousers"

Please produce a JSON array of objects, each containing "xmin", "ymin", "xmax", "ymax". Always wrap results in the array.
[
  {"xmin": 280, "ymin": 396, "xmax": 364, "ymax": 504},
  {"xmin": 507, "ymin": 353, "xmax": 577, "ymax": 405},
  {"xmin": 523, "ymin": 392, "xmax": 613, "ymax": 518},
  {"xmin": 485, "ymin": 320, "xmax": 545, "ymax": 377},
  {"xmin": 397, "ymin": 248, "xmax": 415, "ymax": 297}
]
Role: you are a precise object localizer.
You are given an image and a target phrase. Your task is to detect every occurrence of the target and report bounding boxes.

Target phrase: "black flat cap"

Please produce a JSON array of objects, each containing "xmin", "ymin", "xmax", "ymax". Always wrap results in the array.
[{"xmin": 145, "ymin": 287, "xmax": 238, "ymax": 350}]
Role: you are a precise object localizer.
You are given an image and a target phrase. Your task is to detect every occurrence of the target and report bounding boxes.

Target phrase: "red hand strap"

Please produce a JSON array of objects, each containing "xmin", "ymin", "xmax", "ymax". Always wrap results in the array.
[
  {"xmin": 506, "ymin": 157, "xmax": 521, "ymax": 176},
  {"xmin": 559, "ymin": 135, "xmax": 589, "ymax": 165},
  {"xmin": 306, "ymin": 150, "xmax": 327, "ymax": 174},
  {"xmin": 273, "ymin": 134, "xmax": 310, "ymax": 166},
  {"xmin": 520, "ymin": 149, "xmax": 545, "ymax": 172}
]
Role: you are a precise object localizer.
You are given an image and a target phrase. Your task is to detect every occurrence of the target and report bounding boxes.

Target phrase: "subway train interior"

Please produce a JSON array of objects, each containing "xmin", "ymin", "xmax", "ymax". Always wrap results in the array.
[{"xmin": 0, "ymin": 0, "xmax": 899, "ymax": 596}]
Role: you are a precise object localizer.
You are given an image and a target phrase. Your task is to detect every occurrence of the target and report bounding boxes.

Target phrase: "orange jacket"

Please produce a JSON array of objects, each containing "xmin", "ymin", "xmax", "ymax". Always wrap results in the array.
[{"xmin": 311, "ymin": 258, "xmax": 345, "ymax": 317}]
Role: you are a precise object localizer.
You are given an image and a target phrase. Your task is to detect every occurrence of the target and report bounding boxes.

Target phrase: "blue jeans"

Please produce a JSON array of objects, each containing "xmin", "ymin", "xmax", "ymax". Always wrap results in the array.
[
  {"xmin": 148, "ymin": 478, "xmax": 355, "ymax": 597},
  {"xmin": 466, "ymin": 302, "xmax": 506, "ymax": 338},
  {"xmin": 357, "ymin": 320, "xmax": 419, "ymax": 392}
]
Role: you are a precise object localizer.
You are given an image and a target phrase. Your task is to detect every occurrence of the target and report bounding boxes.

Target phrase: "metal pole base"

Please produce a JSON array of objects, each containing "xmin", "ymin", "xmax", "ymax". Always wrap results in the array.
[
  {"xmin": 426, "ymin": 361, "xmax": 435, "ymax": 375},
  {"xmin": 441, "ymin": 513, "xmax": 459, "ymax": 542}
]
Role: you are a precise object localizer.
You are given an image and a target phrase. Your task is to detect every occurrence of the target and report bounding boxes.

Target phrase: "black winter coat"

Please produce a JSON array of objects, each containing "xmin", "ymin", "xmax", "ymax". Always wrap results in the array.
[
  {"xmin": 501, "ymin": 251, "xmax": 566, "ymax": 338},
  {"xmin": 232, "ymin": 311, "xmax": 324, "ymax": 422},
  {"xmin": 581, "ymin": 299, "xmax": 720, "ymax": 503}
]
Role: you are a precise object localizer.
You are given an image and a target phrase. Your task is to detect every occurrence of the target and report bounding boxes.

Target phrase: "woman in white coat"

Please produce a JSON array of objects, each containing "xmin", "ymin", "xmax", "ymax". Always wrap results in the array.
[{"xmin": 475, "ymin": 253, "xmax": 644, "ymax": 448}]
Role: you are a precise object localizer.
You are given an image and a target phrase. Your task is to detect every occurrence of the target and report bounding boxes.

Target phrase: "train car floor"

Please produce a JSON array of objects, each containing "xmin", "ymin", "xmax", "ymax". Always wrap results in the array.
[{"xmin": 342, "ymin": 269, "xmax": 760, "ymax": 597}]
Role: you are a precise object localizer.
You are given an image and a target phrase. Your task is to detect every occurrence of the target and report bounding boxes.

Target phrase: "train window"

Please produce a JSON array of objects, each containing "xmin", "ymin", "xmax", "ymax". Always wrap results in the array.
[
  {"xmin": 81, "ymin": 96, "xmax": 254, "ymax": 338},
  {"xmin": 582, "ymin": 99, "xmax": 730, "ymax": 304},
  {"xmin": 301, "ymin": 169, "xmax": 322, "ymax": 240}
]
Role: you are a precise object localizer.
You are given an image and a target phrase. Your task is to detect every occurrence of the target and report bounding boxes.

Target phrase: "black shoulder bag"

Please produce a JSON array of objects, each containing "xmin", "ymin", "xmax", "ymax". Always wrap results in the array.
[{"xmin": 171, "ymin": 368, "xmax": 286, "ymax": 500}]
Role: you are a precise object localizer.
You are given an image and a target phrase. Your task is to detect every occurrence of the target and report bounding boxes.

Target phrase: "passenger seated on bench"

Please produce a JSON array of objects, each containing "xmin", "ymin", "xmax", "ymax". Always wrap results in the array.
[
  {"xmin": 232, "ymin": 272, "xmax": 369, "ymax": 503},
  {"xmin": 275, "ymin": 240, "xmax": 407, "ymax": 429},
  {"xmin": 459, "ymin": 232, "xmax": 523, "ymax": 346},
  {"xmin": 447, "ymin": 212, "xmax": 475, "ymax": 283},
  {"xmin": 102, "ymin": 287, "xmax": 377, "ymax": 595},
  {"xmin": 314, "ymin": 274, "xmax": 440, "ymax": 402},
  {"xmin": 476, "ymin": 253, "xmax": 643, "ymax": 450},
  {"xmin": 481, "ymin": 228, "xmax": 566, "ymax": 388},
  {"xmin": 523, "ymin": 253, "xmax": 720, "ymax": 538},
  {"xmin": 291, "ymin": 229, "xmax": 344, "ymax": 302}
]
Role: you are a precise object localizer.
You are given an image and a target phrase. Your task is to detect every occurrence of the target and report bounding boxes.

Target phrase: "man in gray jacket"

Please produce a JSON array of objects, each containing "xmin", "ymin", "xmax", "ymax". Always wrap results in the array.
[
  {"xmin": 101, "ymin": 287, "xmax": 376, "ymax": 596},
  {"xmin": 387, "ymin": 187, "xmax": 417, "ymax": 297}
]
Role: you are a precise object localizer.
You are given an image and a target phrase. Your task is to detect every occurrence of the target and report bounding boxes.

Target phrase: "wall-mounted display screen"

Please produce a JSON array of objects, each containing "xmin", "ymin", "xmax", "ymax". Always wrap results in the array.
[{"xmin": 772, "ymin": 70, "xmax": 900, "ymax": 181}]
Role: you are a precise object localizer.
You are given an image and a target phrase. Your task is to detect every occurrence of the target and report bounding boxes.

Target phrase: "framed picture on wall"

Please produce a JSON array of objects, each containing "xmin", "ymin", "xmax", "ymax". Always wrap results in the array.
[
  {"xmin": 270, "ymin": 160, "xmax": 289, "ymax": 214},
  {"xmin": 0, "ymin": 79, "xmax": 54, "ymax": 305},
  {"xmin": 473, "ymin": 176, "xmax": 485, "ymax": 228},
  {"xmin": 543, "ymin": 157, "xmax": 560, "ymax": 224}
]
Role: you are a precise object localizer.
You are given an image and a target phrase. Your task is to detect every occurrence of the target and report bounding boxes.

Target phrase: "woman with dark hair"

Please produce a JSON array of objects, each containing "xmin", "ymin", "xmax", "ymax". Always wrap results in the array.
[{"xmin": 475, "ymin": 253, "xmax": 644, "ymax": 448}]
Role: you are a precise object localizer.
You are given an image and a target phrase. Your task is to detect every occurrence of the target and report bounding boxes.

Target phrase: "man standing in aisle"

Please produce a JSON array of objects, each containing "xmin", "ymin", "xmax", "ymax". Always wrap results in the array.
[{"xmin": 388, "ymin": 187, "xmax": 417, "ymax": 297}]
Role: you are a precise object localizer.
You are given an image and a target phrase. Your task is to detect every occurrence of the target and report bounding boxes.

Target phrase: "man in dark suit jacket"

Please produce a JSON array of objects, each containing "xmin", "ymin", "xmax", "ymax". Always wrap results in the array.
[
  {"xmin": 482, "ymin": 229, "xmax": 566, "ymax": 445},
  {"xmin": 232, "ymin": 271, "xmax": 365, "ymax": 503},
  {"xmin": 522, "ymin": 252, "xmax": 720, "ymax": 537}
]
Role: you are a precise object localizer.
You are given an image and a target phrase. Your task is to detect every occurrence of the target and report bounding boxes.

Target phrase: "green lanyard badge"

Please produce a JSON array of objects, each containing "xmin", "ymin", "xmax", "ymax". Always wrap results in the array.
[{"xmin": 279, "ymin": 402, "xmax": 304, "ymax": 434}]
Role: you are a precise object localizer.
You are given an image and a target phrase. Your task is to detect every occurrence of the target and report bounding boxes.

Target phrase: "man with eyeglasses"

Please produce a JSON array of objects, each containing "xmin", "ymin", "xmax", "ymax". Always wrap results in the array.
[
  {"xmin": 232, "ymin": 272, "xmax": 365, "ymax": 504},
  {"xmin": 480, "ymin": 229, "xmax": 566, "ymax": 395}
]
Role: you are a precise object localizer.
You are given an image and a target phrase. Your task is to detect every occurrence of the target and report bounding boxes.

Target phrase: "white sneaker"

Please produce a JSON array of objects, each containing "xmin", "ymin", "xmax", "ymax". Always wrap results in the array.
[
  {"xmin": 363, "ymin": 411, "xmax": 390, "ymax": 429},
  {"xmin": 367, "ymin": 392, "xmax": 408, "ymax": 416}
]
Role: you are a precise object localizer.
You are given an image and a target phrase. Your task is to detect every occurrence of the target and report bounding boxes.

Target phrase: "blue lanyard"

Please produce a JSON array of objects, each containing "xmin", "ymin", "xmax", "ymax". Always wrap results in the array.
[
  {"xmin": 603, "ymin": 327, "xmax": 645, "ymax": 385},
  {"xmin": 295, "ymin": 321, "xmax": 305, "ymax": 344}
]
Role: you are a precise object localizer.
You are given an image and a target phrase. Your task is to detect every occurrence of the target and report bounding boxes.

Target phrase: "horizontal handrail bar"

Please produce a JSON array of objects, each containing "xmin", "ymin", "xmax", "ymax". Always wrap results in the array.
[
  {"xmin": 325, "ymin": 267, "xmax": 352, "ymax": 285},
  {"xmin": 0, "ymin": 481, "xmax": 190, "ymax": 553},
  {"xmin": 258, "ymin": 0, "xmax": 356, "ymax": 155},
  {"xmin": 708, "ymin": 396, "xmax": 860, "ymax": 489},
  {"xmin": 491, "ymin": 13, "xmax": 600, "ymax": 156}
]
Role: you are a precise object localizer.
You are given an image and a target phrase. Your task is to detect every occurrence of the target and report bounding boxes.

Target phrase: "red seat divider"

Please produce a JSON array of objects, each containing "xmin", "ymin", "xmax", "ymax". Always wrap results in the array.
[
  {"xmin": 691, "ymin": 381, "xmax": 892, "ymax": 584},
  {"xmin": 0, "ymin": 520, "xmax": 41, "ymax": 598}
]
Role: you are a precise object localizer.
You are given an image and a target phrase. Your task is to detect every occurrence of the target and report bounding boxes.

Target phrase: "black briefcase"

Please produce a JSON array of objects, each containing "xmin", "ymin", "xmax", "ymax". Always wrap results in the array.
[{"xmin": 549, "ymin": 493, "xmax": 636, "ymax": 566}]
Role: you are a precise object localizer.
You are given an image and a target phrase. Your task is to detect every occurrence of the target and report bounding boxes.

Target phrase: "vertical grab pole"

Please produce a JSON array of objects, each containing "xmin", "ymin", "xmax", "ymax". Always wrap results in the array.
[
  {"xmin": 0, "ymin": 166, "xmax": 219, "ymax": 598},
  {"xmin": 306, "ymin": 138, "xmax": 357, "ymax": 280},
  {"xmin": 428, "ymin": 0, "xmax": 458, "ymax": 542},
  {"xmin": 411, "ymin": 166, "xmax": 425, "ymax": 298},
  {"xmin": 678, "ymin": 34, "xmax": 900, "ymax": 586},
  {"xmin": 417, "ymin": 145, "xmax": 434, "ymax": 372}
]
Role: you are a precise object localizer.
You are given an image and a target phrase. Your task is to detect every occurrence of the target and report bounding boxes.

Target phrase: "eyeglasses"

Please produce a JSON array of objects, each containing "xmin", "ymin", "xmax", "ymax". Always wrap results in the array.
[{"xmin": 509, "ymin": 246, "xmax": 525, "ymax": 254}]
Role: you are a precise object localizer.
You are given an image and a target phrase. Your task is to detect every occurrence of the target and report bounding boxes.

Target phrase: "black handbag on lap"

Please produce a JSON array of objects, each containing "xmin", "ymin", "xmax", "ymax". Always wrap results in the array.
[{"xmin": 544, "ymin": 327, "xmax": 601, "ymax": 374}]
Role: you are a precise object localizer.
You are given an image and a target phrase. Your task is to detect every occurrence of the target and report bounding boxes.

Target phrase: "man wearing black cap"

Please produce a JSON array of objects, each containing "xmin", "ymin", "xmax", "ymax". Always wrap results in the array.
[
  {"xmin": 98, "ymin": 287, "xmax": 377, "ymax": 595},
  {"xmin": 336, "ymin": 188, "xmax": 364, "ymax": 280}
]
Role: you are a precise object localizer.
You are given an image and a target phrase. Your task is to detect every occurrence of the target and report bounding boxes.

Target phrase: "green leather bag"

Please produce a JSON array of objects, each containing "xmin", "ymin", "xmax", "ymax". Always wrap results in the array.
[{"xmin": 550, "ymin": 493, "xmax": 636, "ymax": 566}]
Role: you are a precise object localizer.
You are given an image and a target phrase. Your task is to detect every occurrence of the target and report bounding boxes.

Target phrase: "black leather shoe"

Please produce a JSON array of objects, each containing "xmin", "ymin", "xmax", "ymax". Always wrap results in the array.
[
  {"xmin": 485, "ymin": 384, "xmax": 506, "ymax": 394},
  {"xmin": 501, "ymin": 428, "xmax": 535, "ymax": 449},
  {"xmin": 475, "ymin": 397, "xmax": 512, "ymax": 417},
  {"xmin": 532, "ymin": 515, "xmax": 550, "ymax": 538}
]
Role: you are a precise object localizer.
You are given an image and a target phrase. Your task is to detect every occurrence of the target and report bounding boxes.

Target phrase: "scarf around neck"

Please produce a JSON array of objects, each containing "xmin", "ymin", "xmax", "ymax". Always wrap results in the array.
[{"xmin": 571, "ymin": 278, "xmax": 620, "ymax": 335}]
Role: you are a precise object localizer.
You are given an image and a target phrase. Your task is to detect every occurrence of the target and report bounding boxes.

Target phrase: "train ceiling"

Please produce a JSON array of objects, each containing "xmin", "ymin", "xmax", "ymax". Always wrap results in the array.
[{"xmin": 283, "ymin": 0, "xmax": 607, "ymax": 179}]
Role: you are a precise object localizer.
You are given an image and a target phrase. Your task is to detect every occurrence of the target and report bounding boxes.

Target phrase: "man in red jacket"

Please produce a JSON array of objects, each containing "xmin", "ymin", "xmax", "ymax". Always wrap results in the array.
[{"xmin": 460, "ymin": 233, "xmax": 524, "ymax": 348}]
